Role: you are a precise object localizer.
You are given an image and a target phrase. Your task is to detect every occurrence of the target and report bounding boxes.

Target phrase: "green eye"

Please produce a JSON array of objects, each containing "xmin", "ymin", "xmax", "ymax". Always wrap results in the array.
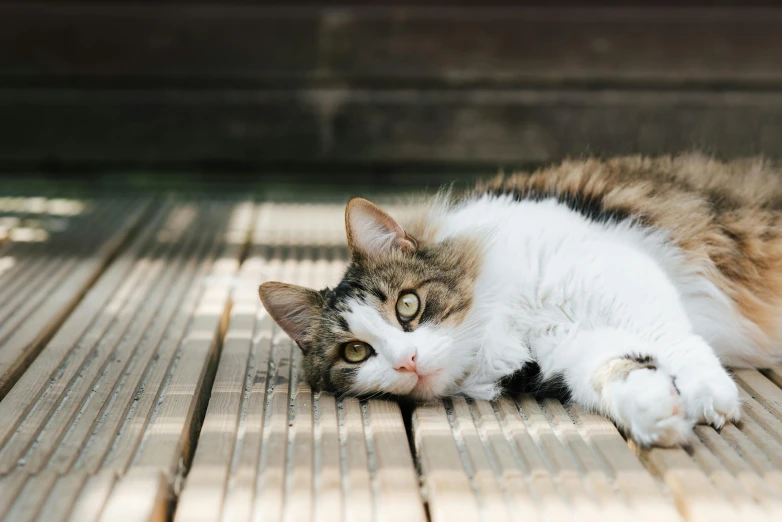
[
  {"xmin": 342, "ymin": 341, "xmax": 373, "ymax": 363},
  {"xmin": 396, "ymin": 292, "xmax": 420, "ymax": 320}
]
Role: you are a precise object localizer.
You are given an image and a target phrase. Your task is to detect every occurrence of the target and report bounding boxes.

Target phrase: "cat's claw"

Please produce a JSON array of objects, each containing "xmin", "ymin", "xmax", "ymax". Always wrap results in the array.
[
  {"xmin": 609, "ymin": 367, "xmax": 694, "ymax": 447},
  {"xmin": 675, "ymin": 364, "xmax": 741, "ymax": 429}
]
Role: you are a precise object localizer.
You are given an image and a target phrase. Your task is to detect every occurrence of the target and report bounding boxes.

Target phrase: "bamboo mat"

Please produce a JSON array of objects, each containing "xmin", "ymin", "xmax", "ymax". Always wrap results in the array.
[{"xmin": 1, "ymin": 198, "xmax": 782, "ymax": 522}]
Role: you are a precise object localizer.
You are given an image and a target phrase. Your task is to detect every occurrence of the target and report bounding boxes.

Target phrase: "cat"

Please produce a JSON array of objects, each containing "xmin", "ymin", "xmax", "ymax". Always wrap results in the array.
[{"xmin": 258, "ymin": 154, "xmax": 782, "ymax": 447}]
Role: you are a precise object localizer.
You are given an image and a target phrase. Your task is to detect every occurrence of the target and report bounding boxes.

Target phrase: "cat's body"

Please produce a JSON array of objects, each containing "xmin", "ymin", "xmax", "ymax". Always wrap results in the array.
[{"xmin": 260, "ymin": 154, "xmax": 782, "ymax": 446}]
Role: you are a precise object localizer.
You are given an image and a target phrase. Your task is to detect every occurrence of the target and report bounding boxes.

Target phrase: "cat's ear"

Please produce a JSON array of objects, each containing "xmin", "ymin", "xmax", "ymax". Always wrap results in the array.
[
  {"xmin": 258, "ymin": 282, "xmax": 322, "ymax": 352},
  {"xmin": 345, "ymin": 198, "xmax": 416, "ymax": 258}
]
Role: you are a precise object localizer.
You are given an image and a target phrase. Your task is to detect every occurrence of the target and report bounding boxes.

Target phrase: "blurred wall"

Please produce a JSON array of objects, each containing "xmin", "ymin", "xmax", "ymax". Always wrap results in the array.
[{"xmin": 0, "ymin": 1, "xmax": 781, "ymax": 178}]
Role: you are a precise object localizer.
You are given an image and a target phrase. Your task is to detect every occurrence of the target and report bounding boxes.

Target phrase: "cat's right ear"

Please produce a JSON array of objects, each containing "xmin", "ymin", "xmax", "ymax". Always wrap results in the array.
[
  {"xmin": 258, "ymin": 282, "xmax": 322, "ymax": 352},
  {"xmin": 345, "ymin": 197, "xmax": 417, "ymax": 258}
]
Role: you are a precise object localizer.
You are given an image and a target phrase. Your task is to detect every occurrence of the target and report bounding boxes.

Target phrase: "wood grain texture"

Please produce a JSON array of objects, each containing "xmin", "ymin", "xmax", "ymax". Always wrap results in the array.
[
  {"xmin": 2, "ymin": 6, "xmax": 782, "ymax": 87},
  {"xmin": 3, "ymin": 88, "xmax": 782, "ymax": 166}
]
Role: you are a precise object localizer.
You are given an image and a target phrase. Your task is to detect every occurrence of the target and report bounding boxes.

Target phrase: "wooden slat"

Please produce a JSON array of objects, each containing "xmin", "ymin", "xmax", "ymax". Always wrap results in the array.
[
  {"xmin": 366, "ymin": 400, "xmax": 426, "ymax": 522},
  {"xmin": 470, "ymin": 400, "xmax": 539, "ymax": 522},
  {"xmin": 543, "ymin": 399, "xmax": 632, "ymax": 520},
  {"xmin": 129, "ymin": 202, "xmax": 253, "ymax": 476},
  {"xmin": 98, "ymin": 469, "xmax": 168, "ymax": 522},
  {"xmin": 496, "ymin": 396, "xmax": 572, "ymax": 521},
  {"xmin": 315, "ymin": 393, "xmax": 343, "ymax": 522},
  {"xmin": 0, "ymin": 472, "xmax": 29, "ymax": 520},
  {"xmin": 718, "ymin": 424, "xmax": 782, "ymax": 495},
  {"xmin": 47, "ymin": 208, "xmax": 214, "ymax": 474},
  {"xmin": 342, "ymin": 397, "xmax": 373, "ymax": 522},
  {"xmin": 0, "ymin": 199, "xmax": 149, "ymax": 396},
  {"xmin": 412, "ymin": 401, "xmax": 481, "ymax": 522},
  {"xmin": 686, "ymin": 435, "xmax": 770, "ymax": 521},
  {"xmin": 449, "ymin": 398, "xmax": 511, "ymax": 522},
  {"xmin": 34, "ymin": 472, "xmax": 89, "ymax": 522},
  {"xmin": 639, "ymin": 446, "xmax": 738, "ymax": 522},
  {"xmin": 569, "ymin": 406, "xmax": 681, "ymax": 522},
  {"xmin": 173, "ymin": 269, "xmax": 257, "ymax": 522},
  {"xmin": 3, "ymin": 6, "xmax": 782, "ymax": 86},
  {"xmin": 0, "ymin": 201, "xmax": 167, "ymax": 469},
  {"xmin": 84, "ymin": 206, "xmax": 228, "ymax": 474},
  {"xmin": 517, "ymin": 396, "xmax": 602, "ymax": 522},
  {"xmin": 66, "ymin": 469, "xmax": 118, "ymax": 522},
  {"xmin": 2, "ymin": 472, "xmax": 58, "ymax": 522},
  {"xmin": 695, "ymin": 425, "xmax": 782, "ymax": 516},
  {"xmin": 10, "ymin": 204, "xmax": 202, "ymax": 474},
  {"xmin": 3, "ymin": 89, "xmax": 782, "ymax": 167},
  {"xmin": 735, "ymin": 370, "xmax": 782, "ymax": 419},
  {"xmin": 287, "ymin": 351, "xmax": 315, "ymax": 522}
]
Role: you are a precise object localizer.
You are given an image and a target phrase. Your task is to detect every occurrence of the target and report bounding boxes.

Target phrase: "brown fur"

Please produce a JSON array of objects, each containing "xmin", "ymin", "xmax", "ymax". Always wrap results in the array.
[{"xmin": 475, "ymin": 153, "xmax": 782, "ymax": 353}]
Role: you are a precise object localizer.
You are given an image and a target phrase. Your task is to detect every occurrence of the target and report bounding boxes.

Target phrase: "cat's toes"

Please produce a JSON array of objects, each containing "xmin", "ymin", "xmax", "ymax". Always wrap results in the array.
[
  {"xmin": 610, "ymin": 367, "xmax": 694, "ymax": 447},
  {"xmin": 676, "ymin": 366, "xmax": 741, "ymax": 429}
]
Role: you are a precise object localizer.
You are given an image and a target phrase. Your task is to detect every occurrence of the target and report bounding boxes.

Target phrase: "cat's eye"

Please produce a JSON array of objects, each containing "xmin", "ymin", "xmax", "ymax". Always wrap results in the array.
[
  {"xmin": 396, "ymin": 292, "xmax": 420, "ymax": 321},
  {"xmin": 342, "ymin": 341, "xmax": 373, "ymax": 363}
]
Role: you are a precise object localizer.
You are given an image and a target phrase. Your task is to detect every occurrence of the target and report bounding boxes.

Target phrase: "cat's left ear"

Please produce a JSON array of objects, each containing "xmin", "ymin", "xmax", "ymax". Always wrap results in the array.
[
  {"xmin": 345, "ymin": 198, "xmax": 417, "ymax": 258},
  {"xmin": 258, "ymin": 282, "xmax": 322, "ymax": 353}
]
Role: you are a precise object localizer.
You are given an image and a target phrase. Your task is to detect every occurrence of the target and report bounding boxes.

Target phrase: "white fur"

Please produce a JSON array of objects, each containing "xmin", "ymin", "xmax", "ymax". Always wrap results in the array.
[{"xmin": 350, "ymin": 194, "xmax": 750, "ymax": 444}]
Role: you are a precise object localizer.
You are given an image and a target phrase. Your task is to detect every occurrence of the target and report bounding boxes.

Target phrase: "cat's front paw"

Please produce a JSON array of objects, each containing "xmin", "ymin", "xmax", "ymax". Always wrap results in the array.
[
  {"xmin": 609, "ymin": 367, "xmax": 694, "ymax": 447},
  {"xmin": 675, "ymin": 364, "xmax": 741, "ymax": 429}
]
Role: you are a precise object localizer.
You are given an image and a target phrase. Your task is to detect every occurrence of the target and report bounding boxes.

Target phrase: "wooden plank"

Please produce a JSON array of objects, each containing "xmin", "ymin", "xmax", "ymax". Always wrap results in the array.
[
  {"xmin": 3, "ymin": 89, "xmax": 782, "ymax": 166},
  {"xmin": 45, "ymin": 209, "xmax": 212, "ymax": 475},
  {"xmin": 315, "ymin": 393, "xmax": 343, "ymax": 522},
  {"xmin": 517, "ymin": 396, "xmax": 602, "ymax": 522},
  {"xmin": 569, "ymin": 406, "xmax": 681, "ymax": 522},
  {"xmin": 0, "ymin": 199, "xmax": 148, "ymax": 396},
  {"xmin": 252, "ymin": 338, "xmax": 291, "ymax": 522},
  {"xmin": 219, "ymin": 286, "xmax": 276, "ymax": 522},
  {"xmin": 686, "ymin": 435, "xmax": 770, "ymax": 521},
  {"xmin": 2, "ymin": 6, "xmax": 782, "ymax": 86},
  {"xmin": 449, "ymin": 398, "xmax": 511, "ymax": 522},
  {"xmin": 366, "ymin": 400, "xmax": 426, "ymax": 522},
  {"xmin": 98, "ymin": 469, "xmax": 168, "ymax": 522},
  {"xmin": 342, "ymin": 397, "xmax": 373, "ymax": 522},
  {"xmin": 82, "ymin": 206, "xmax": 228, "ymax": 474},
  {"xmin": 0, "ymin": 472, "xmax": 29, "ymax": 520},
  {"xmin": 495, "ymin": 396, "xmax": 572, "ymax": 521},
  {"xmin": 695, "ymin": 426, "xmax": 782, "ymax": 517},
  {"xmin": 735, "ymin": 370, "xmax": 782, "ymax": 420},
  {"xmin": 718, "ymin": 424, "xmax": 782, "ymax": 495},
  {"xmin": 174, "ymin": 270, "xmax": 258, "ymax": 522},
  {"xmin": 737, "ymin": 388, "xmax": 782, "ymax": 446},
  {"xmin": 66, "ymin": 470, "xmax": 118, "ymax": 522},
  {"xmin": 0, "ymin": 201, "xmax": 165, "ymax": 465},
  {"xmin": 129, "ymin": 202, "xmax": 252, "ymax": 476},
  {"xmin": 2, "ymin": 472, "xmax": 58, "ymax": 522},
  {"xmin": 639, "ymin": 446, "xmax": 738, "ymax": 522},
  {"xmin": 412, "ymin": 401, "xmax": 481, "ymax": 522},
  {"xmin": 6, "ymin": 205, "xmax": 201, "ymax": 474},
  {"xmin": 287, "ymin": 351, "xmax": 315, "ymax": 522},
  {"xmin": 34, "ymin": 472, "xmax": 89, "ymax": 522},
  {"xmin": 542, "ymin": 399, "xmax": 632, "ymax": 520},
  {"xmin": 469, "ymin": 400, "xmax": 539, "ymax": 522}
]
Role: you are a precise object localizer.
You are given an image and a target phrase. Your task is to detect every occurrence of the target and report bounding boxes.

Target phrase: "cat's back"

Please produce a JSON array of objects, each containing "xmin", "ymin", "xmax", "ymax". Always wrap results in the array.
[{"xmin": 468, "ymin": 154, "xmax": 782, "ymax": 364}]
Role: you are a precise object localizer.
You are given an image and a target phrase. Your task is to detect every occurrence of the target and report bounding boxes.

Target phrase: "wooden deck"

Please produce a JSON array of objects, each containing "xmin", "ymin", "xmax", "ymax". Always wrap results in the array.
[{"xmin": 2, "ymin": 196, "xmax": 782, "ymax": 522}]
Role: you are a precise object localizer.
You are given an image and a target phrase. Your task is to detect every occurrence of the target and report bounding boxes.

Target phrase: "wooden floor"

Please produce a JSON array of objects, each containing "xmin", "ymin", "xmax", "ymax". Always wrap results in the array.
[{"xmin": 2, "ymin": 196, "xmax": 782, "ymax": 522}]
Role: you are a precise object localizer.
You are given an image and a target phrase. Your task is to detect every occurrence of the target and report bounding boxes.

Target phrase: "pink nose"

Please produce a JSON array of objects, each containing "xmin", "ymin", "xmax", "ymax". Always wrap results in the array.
[{"xmin": 395, "ymin": 353, "xmax": 417, "ymax": 373}]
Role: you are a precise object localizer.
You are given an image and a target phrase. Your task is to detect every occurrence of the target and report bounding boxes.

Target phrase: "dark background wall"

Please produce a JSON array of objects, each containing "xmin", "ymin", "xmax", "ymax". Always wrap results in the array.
[{"xmin": 1, "ymin": 1, "xmax": 781, "ymax": 183}]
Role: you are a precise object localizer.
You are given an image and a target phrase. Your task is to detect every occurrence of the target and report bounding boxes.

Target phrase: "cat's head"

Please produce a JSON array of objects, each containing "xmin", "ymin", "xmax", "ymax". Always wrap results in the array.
[{"xmin": 258, "ymin": 197, "xmax": 480, "ymax": 400}]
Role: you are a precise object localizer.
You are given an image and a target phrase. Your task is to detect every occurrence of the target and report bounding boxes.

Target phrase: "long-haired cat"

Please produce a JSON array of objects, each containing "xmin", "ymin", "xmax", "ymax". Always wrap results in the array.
[{"xmin": 259, "ymin": 154, "xmax": 782, "ymax": 447}]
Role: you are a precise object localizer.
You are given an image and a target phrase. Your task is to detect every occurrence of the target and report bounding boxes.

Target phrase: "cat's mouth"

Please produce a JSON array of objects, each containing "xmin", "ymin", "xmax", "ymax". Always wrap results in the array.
[{"xmin": 410, "ymin": 369, "xmax": 444, "ymax": 395}]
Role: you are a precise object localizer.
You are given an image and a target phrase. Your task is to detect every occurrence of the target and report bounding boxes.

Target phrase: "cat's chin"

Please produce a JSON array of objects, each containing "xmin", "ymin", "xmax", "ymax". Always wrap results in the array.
[{"xmin": 406, "ymin": 371, "xmax": 448, "ymax": 401}]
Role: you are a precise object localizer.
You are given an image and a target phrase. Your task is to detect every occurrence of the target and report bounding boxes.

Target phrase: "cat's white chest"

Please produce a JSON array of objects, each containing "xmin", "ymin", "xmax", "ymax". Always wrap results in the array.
[{"xmin": 435, "ymin": 195, "xmax": 716, "ymax": 398}]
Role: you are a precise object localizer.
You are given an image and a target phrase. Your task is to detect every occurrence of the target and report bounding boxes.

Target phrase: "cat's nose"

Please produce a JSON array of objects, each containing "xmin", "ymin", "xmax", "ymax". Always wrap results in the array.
[{"xmin": 395, "ymin": 353, "xmax": 417, "ymax": 373}]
